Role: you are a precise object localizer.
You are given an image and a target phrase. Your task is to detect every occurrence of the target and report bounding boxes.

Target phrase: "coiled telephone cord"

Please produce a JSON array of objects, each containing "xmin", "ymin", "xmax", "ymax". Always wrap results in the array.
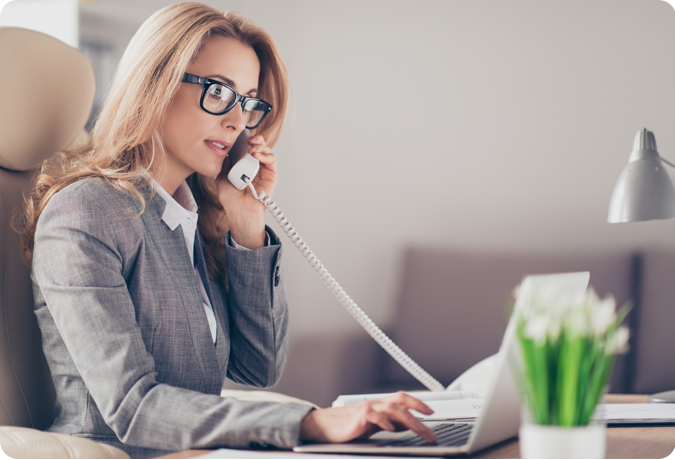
[{"xmin": 245, "ymin": 180, "xmax": 445, "ymax": 392}]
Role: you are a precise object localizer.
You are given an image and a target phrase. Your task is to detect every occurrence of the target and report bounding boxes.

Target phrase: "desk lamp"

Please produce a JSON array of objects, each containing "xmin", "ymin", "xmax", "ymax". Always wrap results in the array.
[{"xmin": 608, "ymin": 128, "xmax": 675, "ymax": 403}]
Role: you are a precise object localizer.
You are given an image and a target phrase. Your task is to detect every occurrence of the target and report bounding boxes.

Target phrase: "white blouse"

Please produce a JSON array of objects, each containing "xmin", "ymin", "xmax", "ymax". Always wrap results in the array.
[{"xmin": 153, "ymin": 180, "xmax": 219, "ymax": 343}]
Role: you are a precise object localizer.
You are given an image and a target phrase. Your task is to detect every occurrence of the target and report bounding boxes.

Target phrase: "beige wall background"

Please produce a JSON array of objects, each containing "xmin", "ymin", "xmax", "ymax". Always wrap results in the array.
[{"xmin": 7, "ymin": 0, "xmax": 675, "ymax": 340}]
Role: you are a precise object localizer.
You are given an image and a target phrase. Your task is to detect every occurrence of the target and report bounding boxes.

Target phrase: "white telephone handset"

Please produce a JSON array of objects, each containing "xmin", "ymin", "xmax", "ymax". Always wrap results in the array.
[
  {"xmin": 225, "ymin": 130, "xmax": 445, "ymax": 392},
  {"xmin": 226, "ymin": 130, "xmax": 259, "ymax": 190},
  {"xmin": 446, "ymin": 354, "xmax": 498, "ymax": 398}
]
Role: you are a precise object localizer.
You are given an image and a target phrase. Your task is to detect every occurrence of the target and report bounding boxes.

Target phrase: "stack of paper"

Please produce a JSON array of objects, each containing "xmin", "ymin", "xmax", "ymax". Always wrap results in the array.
[
  {"xmin": 410, "ymin": 398, "xmax": 484, "ymax": 421},
  {"xmin": 332, "ymin": 390, "xmax": 484, "ymax": 422},
  {"xmin": 331, "ymin": 390, "xmax": 478, "ymax": 407},
  {"xmin": 596, "ymin": 404, "xmax": 675, "ymax": 424}
]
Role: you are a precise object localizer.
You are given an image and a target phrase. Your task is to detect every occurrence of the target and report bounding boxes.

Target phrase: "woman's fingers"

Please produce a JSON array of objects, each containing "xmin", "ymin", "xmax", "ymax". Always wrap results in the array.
[
  {"xmin": 364, "ymin": 408, "xmax": 396, "ymax": 432},
  {"xmin": 246, "ymin": 135, "xmax": 275, "ymax": 166},
  {"xmin": 253, "ymin": 151, "xmax": 276, "ymax": 165},
  {"xmin": 373, "ymin": 393, "xmax": 437, "ymax": 442},
  {"xmin": 248, "ymin": 134, "xmax": 265, "ymax": 145},
  {"xmin": 248, "ymin": 135, "xmax": 269, "ymax": 153},
  {"xmin": 388, "ymin": 392, "xmax": 435, "ymax": 416},
  {"xmin": 299, "ymin": 393, "xmax": 438, "ymax": 445},
  {"xmin": 375, "ymin": 402, "xmax": 437, "ymax": 443}
]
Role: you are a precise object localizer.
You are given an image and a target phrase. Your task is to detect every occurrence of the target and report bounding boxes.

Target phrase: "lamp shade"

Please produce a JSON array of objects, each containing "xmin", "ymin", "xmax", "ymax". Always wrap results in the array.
[{"xmin": 607, "ymin": 128, "xmax": 675, "ymax": 223}]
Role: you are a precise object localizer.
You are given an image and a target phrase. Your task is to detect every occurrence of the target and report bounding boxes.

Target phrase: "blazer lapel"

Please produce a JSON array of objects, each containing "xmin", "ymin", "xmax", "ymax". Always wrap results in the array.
[
  {"xmin": 194, "ymin": 232, "xmax": 230, "ymax": 374},
  {"xmin": 139, "ymin": 191, "xmax": 221, "ymax": 392}
]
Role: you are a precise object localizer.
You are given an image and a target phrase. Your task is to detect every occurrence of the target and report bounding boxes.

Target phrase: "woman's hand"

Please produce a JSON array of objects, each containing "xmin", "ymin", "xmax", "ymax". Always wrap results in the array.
[
  {"xmin": 216, "ymin": 134, "xmax": 276, "ymax": 249},
  {"xmin": 299, "ymin": 391, "xmax": 437, "ymax": 444}
]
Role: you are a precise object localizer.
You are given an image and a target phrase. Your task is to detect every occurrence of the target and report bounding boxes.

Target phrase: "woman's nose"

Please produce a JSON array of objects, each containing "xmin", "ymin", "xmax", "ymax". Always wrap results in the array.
[{"xmin": 221, "ymin": 105, "xmax": 247, "ymax": 131}]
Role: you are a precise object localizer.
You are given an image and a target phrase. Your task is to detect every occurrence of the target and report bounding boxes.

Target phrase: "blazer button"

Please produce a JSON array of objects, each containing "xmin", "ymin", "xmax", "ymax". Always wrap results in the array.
[{"xmin": 274, "ymin": 266, "xmax": 280, "ymax": 287}]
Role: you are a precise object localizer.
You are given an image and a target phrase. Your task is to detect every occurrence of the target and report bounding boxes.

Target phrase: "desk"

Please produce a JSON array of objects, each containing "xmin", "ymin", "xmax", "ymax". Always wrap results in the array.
[{"xmin": 159, "ymin": 395, "xmax": 675, "ymax": 459}]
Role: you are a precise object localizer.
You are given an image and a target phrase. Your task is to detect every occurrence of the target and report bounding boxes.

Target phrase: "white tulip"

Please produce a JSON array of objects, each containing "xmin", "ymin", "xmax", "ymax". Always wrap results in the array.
[
  {"xmin": 547, "ymin": 318, "xmax": 562, "ymax": 342},
  {"xmin": 590, "ymin": 296, "xmax": 617, "ymax": 337},
  {"xmin": 608, "ymin": 326, "xmax": 630, "ymax": 354},
  {"xmin": 565, "ymin": 306, "xmax": 589, "ymax": 337},
  {"xmin": 525, "ymin": 315, "xmax": 550, "ymax": 344}
]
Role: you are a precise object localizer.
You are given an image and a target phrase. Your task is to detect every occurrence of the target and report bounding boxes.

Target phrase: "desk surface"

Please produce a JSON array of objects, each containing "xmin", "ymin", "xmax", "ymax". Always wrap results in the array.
[{"xmin": 159, "ymin": 395, "xmax": 675, "ymax": 459}]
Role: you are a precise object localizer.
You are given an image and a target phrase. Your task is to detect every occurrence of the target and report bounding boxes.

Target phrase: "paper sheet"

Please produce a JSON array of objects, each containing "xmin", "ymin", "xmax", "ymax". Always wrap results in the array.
[
  {"xmin": 597, "ymin": 403, "xmax": 675, "ymax": 424},
  {"xmin": 332, "ymin": 390, "xmax": 478, "ymax": 407},
  {"xmin": 196, "ymin": 448, "xmax": 396, "ymax": 459},
  {"xmin": 410, "ymin": 398, "xmax": 484, "ymax": 421}
]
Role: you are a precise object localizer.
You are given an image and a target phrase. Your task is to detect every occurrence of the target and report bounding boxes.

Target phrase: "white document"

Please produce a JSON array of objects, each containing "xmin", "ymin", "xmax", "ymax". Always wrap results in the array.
[
  {"xmin": 332, "ymin": 390, "xmax": 478, "ymax": 407},
  {"xmin": 410, "ymin": 398, "xmax": 485, "ymax": 421},
  {"xmin": 597, "ymin": 403, "xmax": 675, "ymax": 424},
  {"xmin": 196, "ymin": 448, "xmax": 396, "ymax": 459}
]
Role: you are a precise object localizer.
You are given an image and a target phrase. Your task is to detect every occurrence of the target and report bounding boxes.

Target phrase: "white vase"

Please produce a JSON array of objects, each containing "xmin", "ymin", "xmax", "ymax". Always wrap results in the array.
[{"xmin": 519, "ymin": 423, "xmax": 606, "ymax": 459}]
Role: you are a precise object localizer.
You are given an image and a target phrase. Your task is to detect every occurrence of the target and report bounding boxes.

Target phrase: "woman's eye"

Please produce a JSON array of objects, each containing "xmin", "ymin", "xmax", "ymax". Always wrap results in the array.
[
  {"xmin": 207, "ymin": 85, "xmax": 223, "ymax": 98},
  {"xmin": 206, "ymin": 85, "xmax": 233, "ymax": 105}
]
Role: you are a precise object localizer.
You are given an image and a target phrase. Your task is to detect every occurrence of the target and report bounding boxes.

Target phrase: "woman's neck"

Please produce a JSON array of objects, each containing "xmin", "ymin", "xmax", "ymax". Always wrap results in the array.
[{"xmin": 150, "ymin": 157, "xmax": 192, "ymax": 196}]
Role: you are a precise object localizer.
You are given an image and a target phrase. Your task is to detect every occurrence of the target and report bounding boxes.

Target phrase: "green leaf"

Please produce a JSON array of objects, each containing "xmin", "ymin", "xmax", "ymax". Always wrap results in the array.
[
  {"xmin": 518, "ymin": 326, "xmax": 549, "ymax": 424},
  {"xmin": 558, "ymin": 336, "xmax": 585, "ymax": 426}
]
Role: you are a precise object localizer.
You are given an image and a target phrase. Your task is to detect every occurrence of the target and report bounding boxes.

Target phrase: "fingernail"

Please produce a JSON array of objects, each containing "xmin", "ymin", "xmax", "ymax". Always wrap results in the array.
[{"xmin": 250, "ymin": 146, "xmax": 257, "ymax": 153}]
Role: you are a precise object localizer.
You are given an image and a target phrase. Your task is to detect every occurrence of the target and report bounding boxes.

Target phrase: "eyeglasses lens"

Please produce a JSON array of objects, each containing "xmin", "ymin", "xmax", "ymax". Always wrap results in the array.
[
  {"xmin": 242, "ymin": 99, "xmax": 266, "ymax": 128},
  {"xmin": 204, "ymin": 83, "xmax": 267, "ymax": 128},
  {"xmin": 204, "ymin": 83, "xmax": 235, "ymax": 113}
]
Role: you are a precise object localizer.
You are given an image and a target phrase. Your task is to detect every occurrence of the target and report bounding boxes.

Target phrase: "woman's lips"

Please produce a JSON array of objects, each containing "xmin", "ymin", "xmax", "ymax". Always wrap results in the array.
[{"xmin": 204, "ymin": 139, "xmax": 231, "ymax": 158}]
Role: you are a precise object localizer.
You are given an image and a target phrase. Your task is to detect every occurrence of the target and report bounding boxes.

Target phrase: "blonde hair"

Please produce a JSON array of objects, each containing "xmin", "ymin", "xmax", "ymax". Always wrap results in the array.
[{"xmin": 17, "ymin": 2, "xmax": 290, "ymax": 283}]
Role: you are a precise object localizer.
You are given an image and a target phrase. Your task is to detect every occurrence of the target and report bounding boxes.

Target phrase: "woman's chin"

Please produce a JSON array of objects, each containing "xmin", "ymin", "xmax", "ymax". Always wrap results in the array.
[{"xmin": 194, "ymin": 161, "xmax": 225, "ymax": 179}]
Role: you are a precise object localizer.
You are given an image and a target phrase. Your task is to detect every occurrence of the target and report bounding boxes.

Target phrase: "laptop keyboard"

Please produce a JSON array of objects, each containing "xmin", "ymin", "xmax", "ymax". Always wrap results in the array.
[{"xmin": 383, "ymin": 423, "xmax": 473, "ymax": 448}]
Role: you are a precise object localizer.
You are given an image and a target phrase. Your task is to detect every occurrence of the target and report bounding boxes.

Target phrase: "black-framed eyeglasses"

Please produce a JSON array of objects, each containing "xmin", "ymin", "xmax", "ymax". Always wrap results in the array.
[{"xmin": 182, "ymin": 73, "xmax": 272, "ymax": 129}]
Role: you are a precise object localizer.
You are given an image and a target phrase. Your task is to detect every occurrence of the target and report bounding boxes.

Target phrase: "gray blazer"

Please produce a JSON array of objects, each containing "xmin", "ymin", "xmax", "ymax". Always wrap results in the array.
[{"xmin": 31, "ymin": 177, "xmax": 313, "ymax": 458}]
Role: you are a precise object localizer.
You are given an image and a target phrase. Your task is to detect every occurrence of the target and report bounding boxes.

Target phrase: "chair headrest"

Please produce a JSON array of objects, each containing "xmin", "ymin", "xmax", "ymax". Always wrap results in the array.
[{"xmin": 0, "ymin": 28, "xmax": 95, "ymax": 172}]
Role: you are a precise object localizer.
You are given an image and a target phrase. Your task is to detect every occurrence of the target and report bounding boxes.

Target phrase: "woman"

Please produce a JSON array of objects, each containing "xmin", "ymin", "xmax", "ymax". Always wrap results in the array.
[{"xmin": 17, "ymin": 3, "xmax": 436, "ymax": 457}]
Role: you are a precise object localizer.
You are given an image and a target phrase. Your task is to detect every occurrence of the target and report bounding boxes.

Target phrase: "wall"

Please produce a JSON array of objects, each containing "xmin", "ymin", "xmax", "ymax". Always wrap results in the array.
[
  {"xmin": 225, "ymin": 0, "xmax": 675, "ymax": 338},
  {"xmin": 7, "ymin": 0, "xmax": 675, "ymax": 400},
  {"xmin": 0, "ymin": 0, "xmax": 78, "ymax": 47}
]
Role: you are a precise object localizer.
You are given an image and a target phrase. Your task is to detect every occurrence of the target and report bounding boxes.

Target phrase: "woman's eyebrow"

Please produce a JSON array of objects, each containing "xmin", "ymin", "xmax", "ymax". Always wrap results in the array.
[{"xmin": 206, "ymin": 74, "xmax": 258, "ymax": 95}]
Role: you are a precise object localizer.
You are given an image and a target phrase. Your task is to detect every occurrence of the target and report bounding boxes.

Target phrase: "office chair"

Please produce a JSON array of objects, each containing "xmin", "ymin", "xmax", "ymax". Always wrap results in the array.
[{"xmin": 0, "ymin": 27, "xmax": 128, "ymax": 458}]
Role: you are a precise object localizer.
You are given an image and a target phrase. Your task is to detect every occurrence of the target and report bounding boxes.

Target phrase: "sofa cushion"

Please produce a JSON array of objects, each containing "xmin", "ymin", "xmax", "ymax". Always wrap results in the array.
[
  {"xmin": 631, "ymin": 250, "xmax": 675, "ymax": 394},
  {"xmin": 222, "ymin": 332, "xmax": 380, "ymax": 408},
  {"xmin": 382, "ymin": 248, "xmax": 635, "ymax": 392}
]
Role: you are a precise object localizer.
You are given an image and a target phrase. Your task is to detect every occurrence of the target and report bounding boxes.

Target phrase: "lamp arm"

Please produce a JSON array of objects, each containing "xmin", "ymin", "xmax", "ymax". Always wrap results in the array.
[{"xmin": 662, "ymin": 157, "xmax": 675, "ymax": 169}]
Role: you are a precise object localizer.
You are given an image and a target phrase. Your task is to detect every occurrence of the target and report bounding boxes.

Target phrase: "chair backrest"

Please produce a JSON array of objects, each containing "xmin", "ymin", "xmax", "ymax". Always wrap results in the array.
[{"xmin": 0, "ymin": 27, "xmax": 94, "ymax": 429}]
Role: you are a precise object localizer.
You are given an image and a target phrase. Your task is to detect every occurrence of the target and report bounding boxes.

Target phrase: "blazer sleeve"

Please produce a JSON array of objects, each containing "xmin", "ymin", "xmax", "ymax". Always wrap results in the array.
[
  {"xmin": 32, "ymin": 188, "xmax": 312, "ymax": 451},
  {"xmin": 224, "ymin": 228, "xmax": 289, "ymax": 388}
]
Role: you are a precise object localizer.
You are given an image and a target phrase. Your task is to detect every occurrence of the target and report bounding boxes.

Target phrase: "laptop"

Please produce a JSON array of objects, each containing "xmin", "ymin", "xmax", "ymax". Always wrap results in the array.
[{"xmin": 294, "ymin": 272, "xmax": 590, "ymax": 456}]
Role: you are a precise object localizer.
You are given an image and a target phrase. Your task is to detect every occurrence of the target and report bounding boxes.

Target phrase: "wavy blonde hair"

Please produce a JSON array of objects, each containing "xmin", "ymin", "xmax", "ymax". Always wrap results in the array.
[{"xmin": 16, "ymin": 2, "xmax": 290, "ymax": 283}]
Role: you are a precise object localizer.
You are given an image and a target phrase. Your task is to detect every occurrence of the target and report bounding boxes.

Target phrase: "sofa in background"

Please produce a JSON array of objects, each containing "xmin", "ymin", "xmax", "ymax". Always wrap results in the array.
[{"xmin": 227, "ymin": 247, "xmax": 675, "ymax": 408}]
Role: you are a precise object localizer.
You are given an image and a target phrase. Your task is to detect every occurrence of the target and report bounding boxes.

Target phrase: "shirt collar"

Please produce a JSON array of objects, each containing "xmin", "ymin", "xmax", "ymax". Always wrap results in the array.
[{"xmin": 151, "ymin": 179, "xmax": 198, "ymax": 231}]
